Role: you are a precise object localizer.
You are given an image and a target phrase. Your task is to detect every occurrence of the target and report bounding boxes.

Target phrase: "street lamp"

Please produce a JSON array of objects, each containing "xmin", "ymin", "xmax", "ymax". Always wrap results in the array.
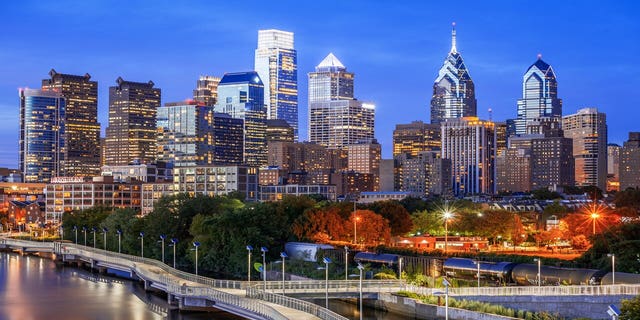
[
  {"xmin": 280, "ymin": 252, "xmax": 288, "ymax": 295},
  {"xmin": 59, "ymin": 225, "xmax": 64, "ymax": 241},
  {"xmin": 261, "ymin": 247, "xmax": 268, "ymax": 292},
  {"xmin": 443, "ymin": 278, "xmax": 451, "ymax": 320},
  {"xmin": 91, "ymin": 227, "xmax": 97, "ymax": 248},
  {"xmin": 73, "ymin": 226, "xmax": 78, "ymax": 244},
  {"xmin": 533, "ymin": 258, "xmax": 542, "ymax": 287},
  {"xmin": 473, "ymin": 260, "xmax": 481, "ymax": 288},
  {"xmin": 170, "ymin": 238, "xmax": 178, "ymax": 268},
  {"xmin": 323, "ymin": 257, "xmax": 332, "ymax": 308},
  {"xmin": 399, "ymin": 257, "xmax": 403, "ymax": 281},
  {"xmin": 591, "ymin": 212, "xmax": 599, "ymax": 235},
  {"xmin": 139, "ymin": 232, "xmax": 145, "ymax": 258},
  {"xmin": 116, "ymin": 229, "xmax": 122, "ymax": 253},
  {"xmin": 82, "ymin": 227, "xmax": 87, "ymax": 246},
  {"xmin": 357, "ymin": 262, "xmax": 365, "ymax": 320},
  {"xmin": 608, "ymin": 253, "xmax": 615, "ymax": 285},
  {"xmin": 159, "ymin": 235, "xmax": 166, "ymax": 263},
  {"xmin": 193, "ymin": 241, "xmax": 200, "ymax": 276},
  {"xmin": 102, "ymin": 227, "xmax": 108, "ymax": 250},
  {"xmin": 246, "ymin": 245, "xmax": 253, "ymax": 283},
  {"xmin": 443, "ymin": 211, "xmax": 452, "ymax": 254},
  {"xmin": 344, "ymin": 246, "xmax": 349, "ymax": 281}
]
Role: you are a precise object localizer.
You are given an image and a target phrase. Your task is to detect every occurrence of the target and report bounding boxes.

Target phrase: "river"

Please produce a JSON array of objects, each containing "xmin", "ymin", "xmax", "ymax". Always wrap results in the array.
[{"xmin": 0, "ymin": 252, "xmax": 414, "ymax": 320}]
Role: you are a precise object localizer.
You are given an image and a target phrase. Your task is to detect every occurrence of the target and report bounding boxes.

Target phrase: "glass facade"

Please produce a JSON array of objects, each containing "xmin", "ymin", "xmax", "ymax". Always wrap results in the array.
[
  {"xmin": 19, "ymin": 89, "xmax": 66, "ymax": 183},
  {"xmin": 192, "ymin": 75, "xmax": 221, "ymax": 106},
  {"xmin": 308, "ymin": 53, "xmax": 354, "ymax": 103},
  {"xmin": 214, "ymin": 72, "xmax": 267, "ymax": 167},
  {"xmin": 562, "ymin": 108, "xmax": 607, "ymax": 190},
  {"xmin": 515, "ymin": 57, "xmax": 562, "ymax": 134},
  {"xmin": 254, "ymin": 30, "xmax": 299, "ymax": 139},
  {"xmin": 430, "ymin": 25, "xmax": 477, "ymax": 124}
]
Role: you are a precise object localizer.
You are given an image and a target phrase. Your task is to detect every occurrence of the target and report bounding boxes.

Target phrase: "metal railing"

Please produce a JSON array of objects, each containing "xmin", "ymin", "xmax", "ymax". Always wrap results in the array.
[
  {"xmin": 404, "ymin": 283, "xmax": 640, "ymax": 297},
  {"xmin": 258, "ymin": 279, "xmax": 402, "ymax": 294},
  {"xmin": 247, "ymin": 287, "xmax": 348, "ymax": 320}
]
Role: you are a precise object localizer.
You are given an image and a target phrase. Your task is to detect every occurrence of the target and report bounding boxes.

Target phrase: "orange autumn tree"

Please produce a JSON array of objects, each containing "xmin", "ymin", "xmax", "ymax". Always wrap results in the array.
[
  {"xmin": 291, "ymin": 207, "xmax": 347, "ymax": 243},
  {"xmin": 349, "ymin": 209, "xmax": 391, "ymax": 246}
]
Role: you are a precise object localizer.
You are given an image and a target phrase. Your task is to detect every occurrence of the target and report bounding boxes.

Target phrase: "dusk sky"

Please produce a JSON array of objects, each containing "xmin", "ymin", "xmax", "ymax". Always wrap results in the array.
[{"xmin": 1, "ymin": 1, "xmax": 639, "ymax": 168}]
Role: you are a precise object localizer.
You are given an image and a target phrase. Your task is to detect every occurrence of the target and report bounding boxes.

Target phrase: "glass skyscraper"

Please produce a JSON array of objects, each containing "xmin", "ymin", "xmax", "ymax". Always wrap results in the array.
[
  {"xmin": 515, "ymin": 56, "xmax": 562, "ymax": 135},
  {"xmin": 308, "ymin": 53, "xmax": 354, "ymax": 103},
  {"xmin": 19, "ymin": 89, "xmax": 66, "ymax": 183},
  {"xmin": 563, "ymin": 107, "xmax": 607, "ymax": 190},
  {"xmin": 214, "ymin": 72, "xmax": 267, "ymax": 166},
  {"xmin": 42, "ymin": 69, "xmax": 101, "ymax": 177},
  {"xmin": 430, "ymin": 23, "xmax": 477, "ymax": 125},
  {"xmin": 254, "ymin": 29, "xmax": 298, "ymax": 140}
]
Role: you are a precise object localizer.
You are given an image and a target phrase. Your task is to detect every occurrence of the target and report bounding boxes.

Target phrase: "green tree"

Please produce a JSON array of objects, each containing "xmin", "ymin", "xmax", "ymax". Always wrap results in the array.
[
  {"xmin": 368, "ymin": 200, "xmax": 413, "ymax": 236},
  {"xmin": 531, "ymin": 188, "xmax": 562, "ymax": 200},
  {"xmin": 578, "ymin": 221, "xmax": 640, "ymax": 273},
  {"xmin": 620, "ymin": 295, "xmax": 640, "ymax": 320},
  {"xmin": 399, "ymin": 196, "xmax": 429, "ymax": 214},
  {"xmin": 410, "ymin": 210, "xmax": 444, "ymax": 235}
]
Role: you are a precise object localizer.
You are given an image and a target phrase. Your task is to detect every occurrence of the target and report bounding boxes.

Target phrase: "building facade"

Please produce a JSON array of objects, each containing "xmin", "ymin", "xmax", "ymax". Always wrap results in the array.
[
  {"xmin": 514, "ymin": 56, "xmax": 562, "ymax": 135},
  {"xmin": 395, "ymin": 151, "xmax": 451, "ymax": 197},
  {"xmin": 101, "ymin": 161, "xmax": 172, "ymax": 182},
  {"xmin": 104, "ymin": 78, "xmax": 161, "ymax": 165},
  {"xmin": 254, "ymin": 29, "xmax": 298, "ymax": 139},
  {"xmin": 562, "ymin": 108, "xmax": 607, "ymax": 190},
  {"xmin": 619, "ymin": 133, "xmax": 640, "ymax": 190},
  {"xmin": 19, "ymin": 89, "xmax": 66, "ymax": 183},
  {"xmin": 215, "ymin": 72, "xmax": 267, "ymax": 167},
  {"xmin": 607, "ymin": 143, "xmax": 621, "ymax": 192},
  {"xmin": 172, "ymin": 165, "xmax": 258, "ymax": 202},
  {"xmin": 193, "ymin": 75, "xmax": 221, "ymax": 106},
  {"xmin": 392, "ymin": 121, "xmax": 441, "ymax": 157},
  {"xmin": 430, "ymin": 24, "xmax": 476, "ymax": 124},
  {"xmin": 259, "ymin": 184, "xmax": 336, "ymax": 202},
  {"xmin": 347, "ymin": 139, "xmax": 381, "ymax": 191},
  {"xmin": 266, "ymin": 119, "xmax": 294, "ymax": 143},
  {"xmin": 42, "ymin": 70, "xmax": 101, "ymax": 177},
  {"xmin": 441, "ymin": 117, "xmax": 495, "ymax": 195}
]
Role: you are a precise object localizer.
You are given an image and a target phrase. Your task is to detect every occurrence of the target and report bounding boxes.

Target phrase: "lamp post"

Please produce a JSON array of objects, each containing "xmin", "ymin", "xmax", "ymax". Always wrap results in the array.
[
  {"xmin": 60, "ymin": 225, "xmax": 64, "ymax": 241},
  {"xmin": 473, "ymin": 260, "xmax": 481, "ymax": 288},
  {"xmin": 116, "ymin": 229, "xmax": 122, "ymax": 253},
  {"xmin": 443, "ymin": 211, "xmax": 452, "ymax": 254},
  {"xmin": 193, "ymin": 241, "xmax": 200, "ymax": 276},
  {"xmin": 357, "ymin": 262, "xmax": 365, "ymax": 320},
  {"xmin": 82, "ymin": 227, "xmax": 87, "ymax": 246},
  {"xmin": 246, "ymin": 245, "xmax": 253, "ymax": 283},
  {"xmin": 399, "ymin": 257, "xmax": 403, "ymax": 281},
  {"xmin": 261, "ymin": 247, "xmax": 268, "ymax": 292},
  {"xmin": 139, "ymin": 232, "xmax": 145, "ymax": 258},
  {"xmin": 608, "ymin": 253, "xmax": 615, "ymax": 285},
  {"xmin": 344, "ymin": 246, "xmax": 349, "ymax": 281},
  {"xmin": 280, "ymin": 252, "xmax": 288, "ymax": 295},
  {"xmin": 102, "ymin": 227, "xmax": 108, "ymax": 250},
  {"xmin": 73, "ymin": 226, "xmax": 78, "ymax": 244},
  {"xmin": 91, "ymin": 227, "xmax": 97, "ymax": 248},
  {"xmin": 159, "ymin": 235, "xmax": 166, "ymax": 263},
  {"xmin": 591, "ymin": 212, "xmax": 599, "ymax": 235},
  {"xmin": 443, "ymin": 278, "xmax": 451, "ymax": 320},
  {"xmin": 534, "ymin": 258, "xmax": 541, "ymax": 287},
  {"xmin": 170, "ymin": 238, "xmax": 178, "ymax": 269},
  {"xmin": 323, "ymin": 257, "xmax": 331, "ymax": 308}
]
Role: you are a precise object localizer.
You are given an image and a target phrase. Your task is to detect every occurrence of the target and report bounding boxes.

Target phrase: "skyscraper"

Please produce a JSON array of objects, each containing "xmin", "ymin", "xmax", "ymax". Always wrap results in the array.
[
  {"xmin": 441, "ymin": 117, "xmax": 495, "ymax": 195},
  {"xmin": 563, "ymin": 108, "xmax": 607, "ymax": 190},
  {"xmin": 308, "ymin": 53, "xmax": 374, "ymax": 149},
  {"xmin": 254, "ymin": 29, "xmax": 298, "ymax": 139},
  {"xmin": 42, "ymin": 69, "xmax": 101, "ymax": 177},
  {"xmin": 214, "ymin": 72, "xmax": 267, "ymax": 167},
  {"xmin": 347, "ymin": 139, "xmax": 381, "ymax": 191},
  {"xmin": 19, "ymin": 89, "xmax": 66, "ymax": 183},
  {"xmin": 157, "ymin": 101, "xmax": 243, "ymax": 167},
  {"xmin": 620, "ymin": 133, "xmax": 640, "ymax": 190},
  {"xmin": 514, "ymin": 55, "xmax": 562, "ymax": 135},
  {"xmin": 430, "ymin": 23, "xmax": 477, "ymax": 124},
  {"xmin": 392, "ymin": 121, "xmax": 441, "ymax": 157},
  {"xmin": 193, "ymin": 75, "xmax": 221, "ymax": 106},
  {"xmin": 104, "ymin": 78, "xmax": 161, "ymax": 165},
  {"xmin": 607, "ymin": 143, "xmax": 621, "ymax": 191}
]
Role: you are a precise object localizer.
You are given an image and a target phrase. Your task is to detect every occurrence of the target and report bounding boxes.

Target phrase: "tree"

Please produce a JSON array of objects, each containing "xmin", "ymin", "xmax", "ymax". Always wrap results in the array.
[
  {"xmin": 620, "ymin": 295, "xmax": 640, "ymax": 320},
  {"xmin": 399, "ymin": 197, "xmax": 429, "ymax": 214},
  {"xmin": 410, "ymin": 210, "xmax": 444, "ymax": 236},
  {"xmin": 614, "ymin": 188, "xmax": 640, "ymax": 215},
  {"xmin": 349, "ymin": 210, "xmax": 391, "ymax": 246},
  {"xmin": 531, "ymin": 188, "xmax": 562, "ymax": 200},
  {"xmin": 368, "ymin": 200, "xmax": 413, "ymax": 236},
  {"xmin": 291, "ymin": 207, "xmax": 346, "ymax": 242},
  {"xmin": 578, "ymin": 221, "xmax": 640, "ymax": 273}
]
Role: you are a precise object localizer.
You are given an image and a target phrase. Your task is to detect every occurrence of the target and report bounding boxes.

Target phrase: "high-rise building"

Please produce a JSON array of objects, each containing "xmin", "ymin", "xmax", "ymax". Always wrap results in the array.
[
  {"xmin": 619, "ymin": 133, "xmax": 640, "ymax": 190},
  {"xmin": 214, "ymin": 72, "xmax": 267, "ymax": 167},
  {"xmin": 563, "ymin": 108, "xmax": 607, "ymax": 190},
  {"xmin": 494, "ymin": 121, "xmax": 508, "ymax": 156},
  {"xmin": 308, "ymin": 53, "xmax": 374, "ymax": 149},
  {"xmin": 430, "ymin": 23, "xmax": 476, "ymax": 125},
  {"xmin": 19, "ymin": 89, "xmax": 66, "ymax": 183},
  {"xmin": 496, "ymin": 148, "xmax": 531, "ymax": 193},
  {"xmin": 514, "ymin": 56, "xmax": 562, "ymax": 135},
  {"xmin": 157, "ymin": 101, "xmax": 243, "ymax": 167},
  {"xmin": 193, "ymin": 75, "xmax": 221, "ymax": 106},
  {"xmin": 105, "ymin": 78, "xmax": 161, "ymax": 166},
  {"xmin": 441, "ymin": 117, "xmax": 495, "ymax": 195},
  {"xmin": 395, "ymin": 151, "xmax": 451, "ymax": 197},
  {"xmin": 254, "ymin": 29, "xmax": 298, "ymax": 139},
  {"xmin": 347, "ymin": 139, "xmax": 381, "ymax": 191},
  {"xmin": 607, "ymin": 143, "xmax": 621, "ymax": 192},
  {"xmin": 392, "ymin": 121, "xmax": 441, "ymax": 157},
  {"xmin": 42, "ymin": 70, "xmax": 101, "ymax": 177},
  {"xmin": 266, "ymin": 119, "xmax": 294, "ymax": 143}
]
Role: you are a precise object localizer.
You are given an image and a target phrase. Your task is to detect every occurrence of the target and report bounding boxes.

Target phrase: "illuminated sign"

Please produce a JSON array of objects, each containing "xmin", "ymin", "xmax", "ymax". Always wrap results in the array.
[{"xmin": 51, "ymin": 177, "xmax": 86, "ymax": 184}]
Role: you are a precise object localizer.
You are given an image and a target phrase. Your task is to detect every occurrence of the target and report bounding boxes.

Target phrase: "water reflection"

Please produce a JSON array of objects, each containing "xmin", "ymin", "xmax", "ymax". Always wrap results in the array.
[{"xmin": 308, "ymin": 298, "xmax": 417, "ymax": 320}]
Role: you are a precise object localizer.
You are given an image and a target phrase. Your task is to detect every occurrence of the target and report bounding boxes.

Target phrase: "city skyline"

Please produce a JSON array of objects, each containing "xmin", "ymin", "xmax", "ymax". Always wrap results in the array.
[{"xmin": 1, "ymin": 1, "xmax": 639, "ymax": 167}]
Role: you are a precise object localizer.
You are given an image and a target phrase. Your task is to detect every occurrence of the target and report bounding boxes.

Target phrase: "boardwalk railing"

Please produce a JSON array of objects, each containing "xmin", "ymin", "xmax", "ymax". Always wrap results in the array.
[
  {"xmin": 259, "ymin": 279, "xmax": 403, "ymax": 294},
  {"xmin": 247, "ymin": 287, "xmax": 348, "ymax": 320},
  {"xmin": 404, "ymin": 283, "xmax": 640, "ymax": 297}
]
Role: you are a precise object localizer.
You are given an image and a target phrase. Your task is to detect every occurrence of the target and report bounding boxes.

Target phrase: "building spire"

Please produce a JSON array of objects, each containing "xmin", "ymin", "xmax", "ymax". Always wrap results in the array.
[{"xmin": 450, "ymin": 22, "xmax": 457, "ymax": 54}]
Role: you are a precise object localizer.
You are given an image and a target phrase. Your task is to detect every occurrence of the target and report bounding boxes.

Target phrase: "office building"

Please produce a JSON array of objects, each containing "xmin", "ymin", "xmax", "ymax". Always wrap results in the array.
[
  {"xmin": 42, "ymin": 70, "xmax": 101, "ymax": 177},
  {"xmin": 441, "ymin": 117, "xmax": 495, "ymax": 195},
  {"xmin": 395, "ymin": 151, "xmax": 451, "ymax": 197},
  {"xmin": 193, "ymin": 75, "xmax": 221, "ymax": 106},
  {"xmin": 308, "ymin": 52, "xmax": 354, "ymax": 103},
  {"xmin": 347, "ymin": 139, "xmax": 381, "ymax": 191},
  {"xmin": 620, "ymin": 133, "xmax": 640, "ymax": 190},
  {"xmin": 172, "ymin": 165, "xmax": 258, "ymax": 202},
  {"xmin": 254, "ymin": 29, "xmax": 298, "ymax": 139},
  {"xmin": 392, "ymin": 121, "xmax": 441, "ymax": 157},
  {"xmin": 266, "ymin": 119, "xmax": 294, "ymax": 143},
  {"xmin": 496, "ymin": 148, "xmax": 531, "ymax": 193},
  {"xmin": 430, "ymin": 23, "xmax": 476, "ymax": 124},
  {"xmin": 259, "ymin": 184, "xmax": 336, "ymax": 202},
  {"xmin": 215, "ymin": 72, "xmax": 267, "ymax": 167},
  {"xmin": 101, "ymin": 161, "xmax": 172, "ymax": 182},
  {"xmin": 379, "ymin": 159, "xmax": 395, "ymax": 192},
  {"xmin": 607, "ymin": 144, "xmax": 620, "ymax": 192},
  {"xmin": 104, "ymin": 78, "xmax": 161, "ymax": 165},
  {"xmin": 514, "ymin": 56, "xmax": 562, "ymax": 134},
  {"xmin": 563, "ymin": 108, "xmax": 607, "ymax": 190},
  {"xmin": 19, "ymin": 89, "xmax": 66, "ymax": 183},
  {"xmin": 157, "ymin": 101, "xmax": 243, "ymax": 166}
]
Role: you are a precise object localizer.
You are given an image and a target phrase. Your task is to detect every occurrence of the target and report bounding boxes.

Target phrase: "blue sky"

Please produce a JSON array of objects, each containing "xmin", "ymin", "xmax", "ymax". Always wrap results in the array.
[{"xmin": 1, "ymin": 1, "xmax": 639, "ymax": 167}]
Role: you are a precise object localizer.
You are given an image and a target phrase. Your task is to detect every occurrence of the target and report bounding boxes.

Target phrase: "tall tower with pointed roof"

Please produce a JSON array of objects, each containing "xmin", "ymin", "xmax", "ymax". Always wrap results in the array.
[
  {"xmin": 515, "ymin": 55, "xmax": 562, "ymax": 134},
  {"xmin": 430, "ymin": 23, "xmax": 477, "ymax": 124}
]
